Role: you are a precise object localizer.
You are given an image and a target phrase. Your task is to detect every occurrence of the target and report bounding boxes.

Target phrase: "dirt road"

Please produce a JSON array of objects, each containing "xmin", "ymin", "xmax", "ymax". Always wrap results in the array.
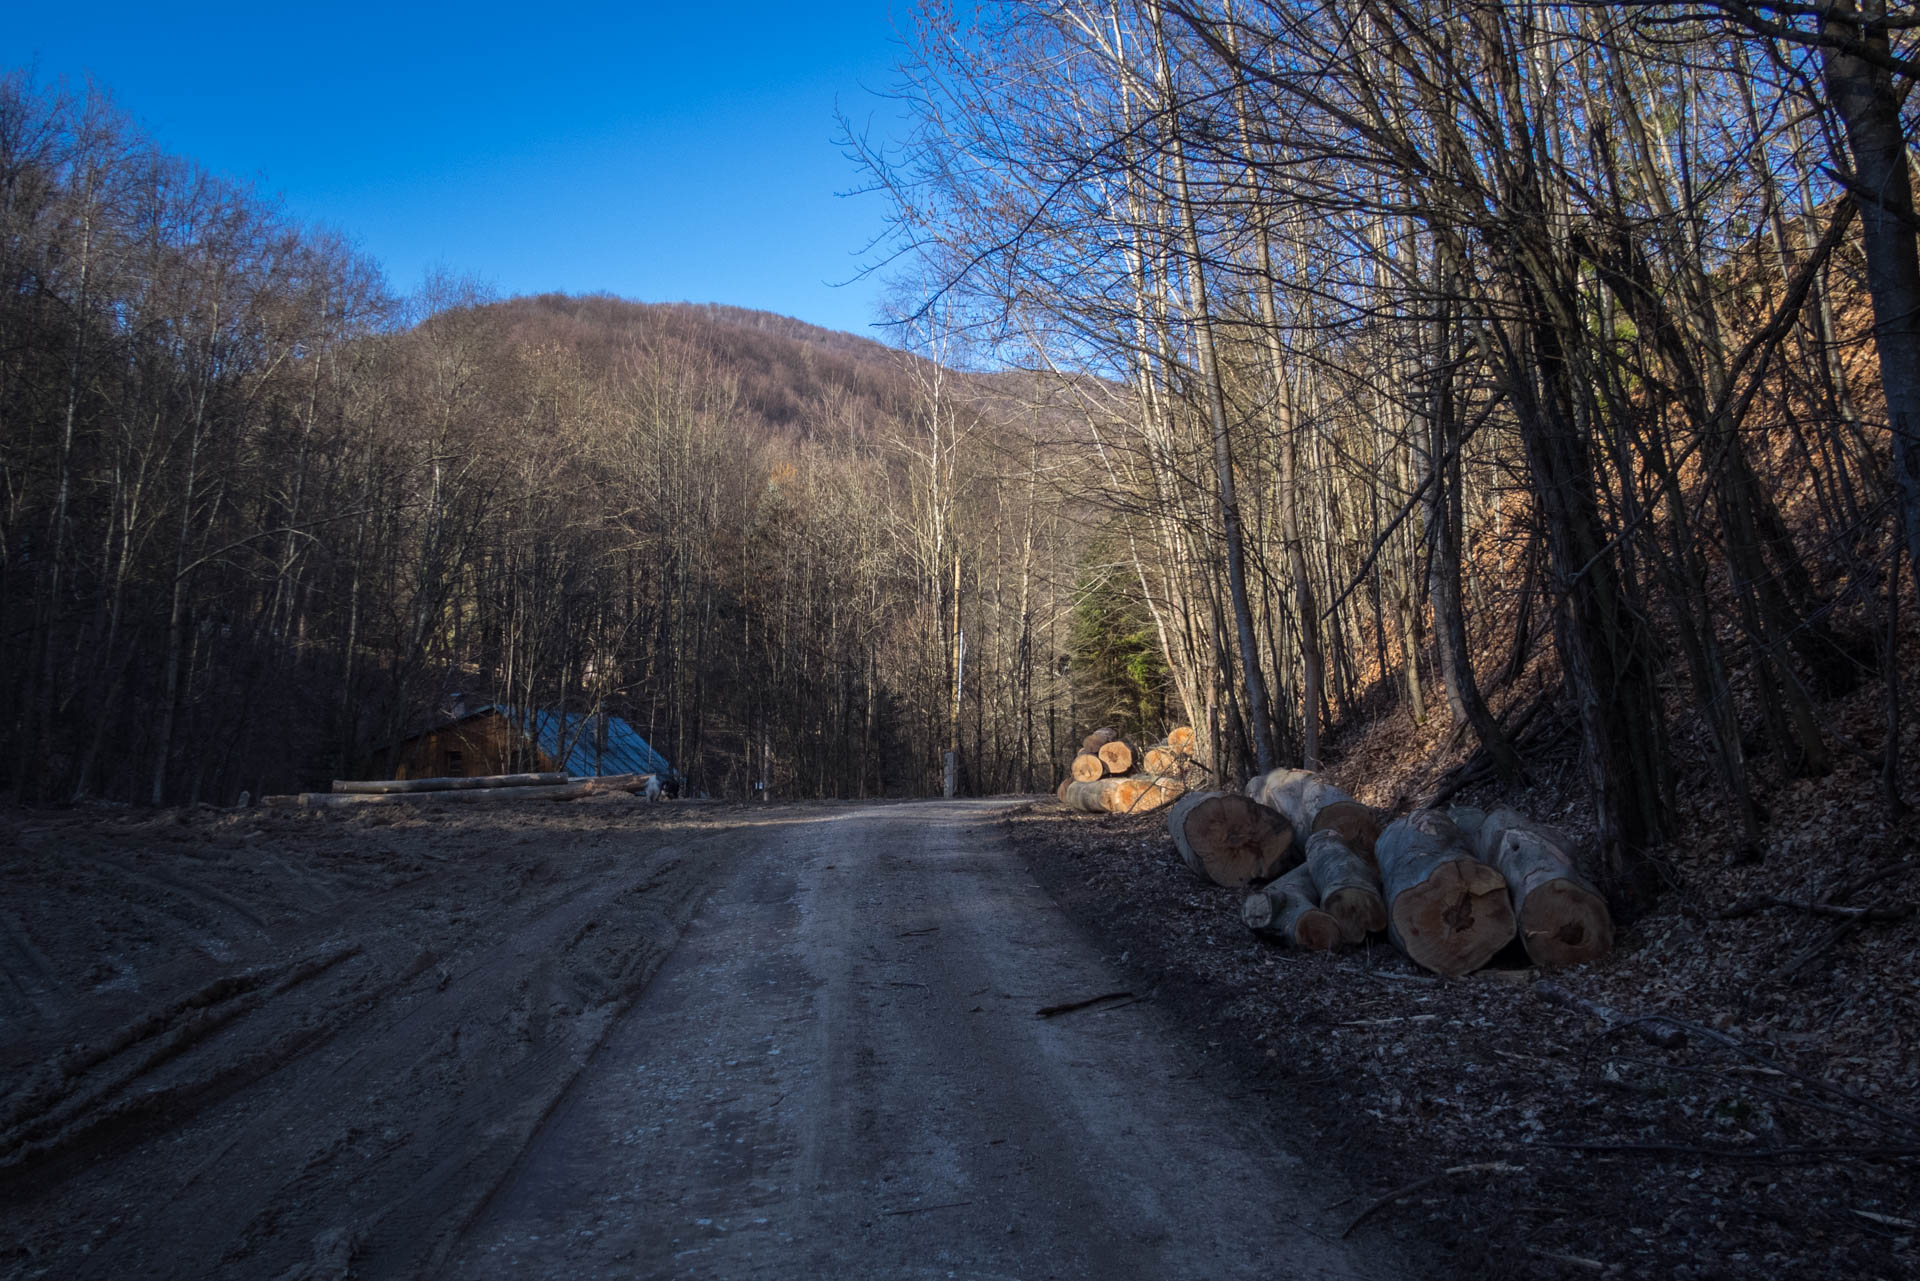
[{"xmin": 2, "ymin": 799, "xmax": 1401, "ymax": 1279}]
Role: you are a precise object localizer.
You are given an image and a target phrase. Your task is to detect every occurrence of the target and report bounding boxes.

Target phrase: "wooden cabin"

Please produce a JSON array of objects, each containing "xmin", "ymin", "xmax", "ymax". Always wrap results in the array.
[{"xmin": 380, "ymin": 704, "xmax": 673, "ymax": 782}]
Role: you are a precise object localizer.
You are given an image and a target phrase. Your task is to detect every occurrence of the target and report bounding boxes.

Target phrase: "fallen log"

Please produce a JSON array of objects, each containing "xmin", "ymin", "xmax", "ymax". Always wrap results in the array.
[
  {"xmin": 1096, "ymin": 739, "xmax": 1135, "ymax": 775},
  {"xmin": 266, "ymin": 780, "xmax": 599, "ymax": 808},
  {"xmin": 330, "ymin": 771, "xmax": 567, "ymax": 794},
  {"xmin": 269, "ymin": 774, "xmax": 654, "ymax": 809},
  {"xmin": 1305, "ymin": 829, "xmax": 1387, "ymax": 943},
  {"xmin": 1245, "ymin": 768, "xmax": 1383, "ymax": 869},
  {"xmin": 1071, "ymin": 753, "xmax": 1107, "ymax": 783},
  {"xmin": 1375, "ymin": 809, "xmax": 1515, "ymax": 977},
  {"xmin": 1242, "ymin": 863, "xmax": 1342, "ymax": 949},
  {"xmin": 1081, "ymin": 727, "xmax": 1120, "ymax": 754},
  {"xmin": 570, "ymin": 773, "xmax": 657, "ymax": 795},
  {"xmin": 1457, "ymin": 808, "xmax": 1612, "ymax": 968},
  {"xmin": 1166, "ymin": 791, "xmax": 1295, "ymax": 887},
  {"xmin": 1056, "ymin": 779, "xmax": 1073, "ymax": 804}
]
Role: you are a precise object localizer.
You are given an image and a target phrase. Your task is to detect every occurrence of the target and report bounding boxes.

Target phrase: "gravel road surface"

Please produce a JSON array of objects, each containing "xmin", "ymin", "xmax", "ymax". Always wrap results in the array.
[
  {"xmin": 448, "ymin": 799, "xmax": 1399, "ymax": 1280},
  {"xmin": 2, "ymin": 798, "xmax": 1402, "ymax": 1280}
]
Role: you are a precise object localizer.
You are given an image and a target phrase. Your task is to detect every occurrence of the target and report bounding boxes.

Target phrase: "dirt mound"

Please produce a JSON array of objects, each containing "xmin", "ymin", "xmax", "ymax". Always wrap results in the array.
[{"xmin": 0, "ymin": 800, "xmax": 748, "ymax": 1278}]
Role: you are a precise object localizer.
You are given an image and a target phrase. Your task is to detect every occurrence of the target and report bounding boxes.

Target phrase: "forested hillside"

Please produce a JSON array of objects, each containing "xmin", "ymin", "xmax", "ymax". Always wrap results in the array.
[
  {"xmin": 855, "ymin": 0, "xmax": 1920, "ymax": 894},
  {"xmin": 0, "ymin": 77, "xmax": 1112, "ymax": 805},
  {"xmin": 7, "ymin": 0, "xmax": 1920, "ymax": 895}
]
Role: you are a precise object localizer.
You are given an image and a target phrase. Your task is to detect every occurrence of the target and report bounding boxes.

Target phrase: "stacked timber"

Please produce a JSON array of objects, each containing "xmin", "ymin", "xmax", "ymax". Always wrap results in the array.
[
  {"xmin": 1245, "ymin": 768, "xmax": 1383, "ymax": 867},
  {"xmin": 1453, "ymin": 807, "xmax": 1613, "ymax": 968},
  {"xmin": 1166, "ymin": 790, "xmax": 1295, "ymax": 887},
  {"xmin": 1375, "ymin": 809, "xmax": 1516, "ymax": 977},
  {"xmin": 1218, "ymin": 765, "xmax": 1613, "ymax": 977},
  {"xmin": 1242, "ymin": 863, "xmax": 1342, "ymax": 949},
  {"xmin": 1054, "ymin": 723, "xmax": 1196, "ymax": 814}
]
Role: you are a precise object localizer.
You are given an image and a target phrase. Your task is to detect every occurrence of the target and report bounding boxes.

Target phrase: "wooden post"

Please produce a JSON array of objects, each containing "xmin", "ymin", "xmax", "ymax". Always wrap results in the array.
[{"xmin": 946, "ymin": 551, "xmax": 963, "ymax": 798}]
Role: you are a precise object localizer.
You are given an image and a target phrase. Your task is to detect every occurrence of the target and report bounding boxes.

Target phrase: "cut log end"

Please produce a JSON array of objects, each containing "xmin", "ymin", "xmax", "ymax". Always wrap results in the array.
[
  {"xmin": 1388, "ymin": 857, "xmax": 1515, "ymax": 978},
  {"xmin": 1097, "ymin": 740, "xmax": 1135, "ymax": 774},
  {"xmin": 1313, "ymin": 800, "xmax": 1383, "ymax": 869},
  {"xmin": 1517, "ymin": 879, "xmax": 1614, "ymax": 968},
  {"xmin": 1291, "ymin": 908, "xmax": 1344, "ymax": 952},
  {"xmin": 1245, "ymin": 864, "xmax": 1344, "ymax": 950},
  {"xmin": 1167, "ymin": 792, "xmax": 1295, "ymax": 887},
  {"xmin": 1242, "ymin": 890, "xmax": 1277, "ymax": 932},
  {"xmin": 1478, "ymin": 813, "xmax": 1615, "ymax": 969},
  {"xmin": 1071, "ymin": 753, "xmax": 1106, "ymax": 783},
  {"xmin": 1143, "ymin": 746, "xmax": 1182, "ymax": 776},
  {"xmin": 1321, "ymin": 886, "xmax": 1388, "ymax": 943},
  {"xmin": 1166, "ymin": 725, "xmax": 1195, "ymax": 753}
]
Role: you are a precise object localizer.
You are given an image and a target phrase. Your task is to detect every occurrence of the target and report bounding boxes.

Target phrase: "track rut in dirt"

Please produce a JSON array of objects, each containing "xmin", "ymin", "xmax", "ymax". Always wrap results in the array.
[{"xmin": 0, "ymin": 798, "xmax": 742, "ymax": 1280}]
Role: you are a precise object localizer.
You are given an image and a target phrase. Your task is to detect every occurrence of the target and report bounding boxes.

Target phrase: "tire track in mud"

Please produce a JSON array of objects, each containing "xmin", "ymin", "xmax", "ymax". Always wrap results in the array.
[{"xmin": 0, "ymin": 809, "xmax": 751, "ymax": 1280}]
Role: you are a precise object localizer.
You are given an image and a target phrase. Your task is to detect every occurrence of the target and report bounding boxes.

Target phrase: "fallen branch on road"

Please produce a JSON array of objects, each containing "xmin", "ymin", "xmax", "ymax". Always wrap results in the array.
[
  {"xmin": 1341, "ymin": 1162, "xmax": 1525, "ymax": 1237},
  {"xmin": 1035, "ymin": 990, "xmax": 1135, "ymax": 1018}
]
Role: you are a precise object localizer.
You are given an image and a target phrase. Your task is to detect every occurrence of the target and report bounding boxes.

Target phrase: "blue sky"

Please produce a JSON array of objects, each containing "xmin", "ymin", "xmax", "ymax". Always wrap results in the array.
[{"xmin": 8, "ymin": 3, "xmax": 909, "ymax": 336}]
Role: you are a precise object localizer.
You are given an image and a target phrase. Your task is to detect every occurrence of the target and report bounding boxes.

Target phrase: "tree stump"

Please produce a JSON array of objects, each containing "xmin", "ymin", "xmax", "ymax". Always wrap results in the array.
[
  {"xmin": 1375, "ymin": 809, "xmax": 1515, "ymax": 977},
  {"xmin": 1242, "ymin": 863, "xmax": 1342, "ymax": 949},
  {"xmin": 1304, "ymin": 829, "xmax": 1387, "ymax": 943},
  {"xmin": 1166, "ymin": 791, "xmax": 1296, "ymax": 887}
]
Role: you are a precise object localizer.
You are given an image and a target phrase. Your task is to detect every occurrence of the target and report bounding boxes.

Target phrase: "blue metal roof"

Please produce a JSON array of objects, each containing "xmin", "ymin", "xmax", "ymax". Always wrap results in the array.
[{"xmin": 499, "ymin": 706, "xmax": 673, "ymax": 778}]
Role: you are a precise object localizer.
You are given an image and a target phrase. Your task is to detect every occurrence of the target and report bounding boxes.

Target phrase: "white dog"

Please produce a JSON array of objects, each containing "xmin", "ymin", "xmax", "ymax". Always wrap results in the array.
[{"xmin": 643, "ymin": 775, "xmax": 663, "ymax": 803}]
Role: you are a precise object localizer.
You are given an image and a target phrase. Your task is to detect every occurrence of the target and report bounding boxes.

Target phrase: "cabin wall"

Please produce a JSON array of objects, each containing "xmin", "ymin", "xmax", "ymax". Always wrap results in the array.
[{"xmin": 390, "ymin": 713, "xmax": 554, "ymax": 780}]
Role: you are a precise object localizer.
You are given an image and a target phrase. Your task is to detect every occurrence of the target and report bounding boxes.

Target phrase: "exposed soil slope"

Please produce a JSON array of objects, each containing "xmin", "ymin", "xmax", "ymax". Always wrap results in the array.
[{"xmin": 0, "ymin": 797, "xmax": 737, "ymax": 1279}]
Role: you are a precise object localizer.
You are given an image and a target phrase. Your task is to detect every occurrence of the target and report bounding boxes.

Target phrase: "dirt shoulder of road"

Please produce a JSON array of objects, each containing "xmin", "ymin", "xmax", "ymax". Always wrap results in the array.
[
  {"xmin": 1003, "ymin": 799, "xmax": 1919, "ymax": 1281},
  {"xmin": 0, "ymin": 795, "xmax": 761, "ymax": 1279}
]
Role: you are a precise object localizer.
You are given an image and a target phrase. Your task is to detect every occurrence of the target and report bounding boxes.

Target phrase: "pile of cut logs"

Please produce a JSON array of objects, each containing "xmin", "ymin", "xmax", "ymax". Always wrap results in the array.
[
  {"xmin": 1168, "ymin": 768, "xmax": 1612, "ymax": 976},
  {"xmin": 1054, "ymin": 726, "xmax": 1195, "ymax": 814},
  {"xmin": 261, "ymin": 771, "xmax": 662, "ymax": 809}
]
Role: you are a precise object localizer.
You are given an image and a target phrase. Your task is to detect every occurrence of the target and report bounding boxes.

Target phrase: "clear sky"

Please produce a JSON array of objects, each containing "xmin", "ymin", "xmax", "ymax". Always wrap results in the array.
[{"xmin": 7, "ymin": 2, "xmax": 908, "ymax": 336}]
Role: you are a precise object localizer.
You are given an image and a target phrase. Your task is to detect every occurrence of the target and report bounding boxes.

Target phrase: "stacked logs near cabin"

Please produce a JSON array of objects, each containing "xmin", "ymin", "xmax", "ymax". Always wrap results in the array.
[
  {"xmin": 1055, "ymin": 725, "xmax": 1196, "ymax": 815},
  {"xmin": 1217, "ymin": 769, "xmax": 1612, "ymax": 977}
]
